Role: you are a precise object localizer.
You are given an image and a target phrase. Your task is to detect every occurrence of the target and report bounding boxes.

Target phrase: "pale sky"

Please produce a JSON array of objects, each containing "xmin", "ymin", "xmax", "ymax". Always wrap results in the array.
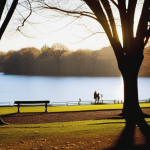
[
  {"xmin": 0, "ymin": 28, "xmax": 110, "ymax": 52},
  {"xmin": 0, "ymin": 0, "xmax": 143, "ymax": 52}
]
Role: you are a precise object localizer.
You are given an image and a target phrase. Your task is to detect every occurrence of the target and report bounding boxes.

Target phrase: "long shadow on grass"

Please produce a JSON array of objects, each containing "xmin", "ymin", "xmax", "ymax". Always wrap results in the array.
[
  {"xmin": 105, "ymin": 114, "xmax": 150, "ymax": 150},
  {"xmin": 106, "ymin": 125, "xmax": 150, "ymax": 150}
]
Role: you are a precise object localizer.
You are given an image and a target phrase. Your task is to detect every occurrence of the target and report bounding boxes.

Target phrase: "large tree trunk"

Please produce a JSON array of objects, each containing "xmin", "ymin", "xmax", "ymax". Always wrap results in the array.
[
  {"xmin": 122, "ymin": 73, "xmax": 143, "ymax": 125},
  {"xmin": 118, "ymin": 49, "xmax": 149, "ymax": 130},
  {"xmin": 111, "ymin": 50, "xmax": 150, "ymax": 149}
]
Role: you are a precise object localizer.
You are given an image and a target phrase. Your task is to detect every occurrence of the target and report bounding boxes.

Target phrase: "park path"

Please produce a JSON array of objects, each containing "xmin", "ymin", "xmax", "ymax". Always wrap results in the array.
[{"xmin": 1, "ymin": 108, "xmax": 150, "ymax": 124}]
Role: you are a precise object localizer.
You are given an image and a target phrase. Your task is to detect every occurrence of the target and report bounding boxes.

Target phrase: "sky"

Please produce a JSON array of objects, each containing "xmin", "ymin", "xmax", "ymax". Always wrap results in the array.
[
  {"xmin": 0, "ymin": 27, "xmax": 110, "ymax": 52},
  {"xmin": 0, "ymin": 0, "xmax": 143, "ymax": 53}
]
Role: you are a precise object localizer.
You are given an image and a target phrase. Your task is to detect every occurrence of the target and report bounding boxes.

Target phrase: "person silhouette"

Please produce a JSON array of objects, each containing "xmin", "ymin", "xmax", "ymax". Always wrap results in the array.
[
  {"xmin": 94, "ymin": 91, "xmax": 97, "ymax": 103},
  {"xmin": 98, "ymin": 93, "xmax": 100, "ymax": 103}
]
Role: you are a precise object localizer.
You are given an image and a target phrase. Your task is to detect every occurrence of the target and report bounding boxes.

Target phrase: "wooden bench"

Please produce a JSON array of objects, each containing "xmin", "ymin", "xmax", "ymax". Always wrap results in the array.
[{"xmin": 14, "ymin": 100, "xmax": 50, "ymax": 113}]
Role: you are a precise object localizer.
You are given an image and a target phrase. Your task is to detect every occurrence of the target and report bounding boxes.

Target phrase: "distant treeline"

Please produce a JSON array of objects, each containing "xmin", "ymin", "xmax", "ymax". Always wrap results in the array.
[{"xmin": 0, "ymin": 43, "xmax": 150, "ymax": 76}]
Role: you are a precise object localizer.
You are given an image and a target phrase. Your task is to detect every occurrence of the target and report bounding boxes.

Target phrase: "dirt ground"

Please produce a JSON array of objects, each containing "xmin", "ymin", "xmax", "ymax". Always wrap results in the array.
[
  {"xmin": 1, "ymin": 108, "xmax": 150, "ymax": 124},
  {"xmin": 1, "ymin": 109, "xmax": 123, "ymax": 125}
]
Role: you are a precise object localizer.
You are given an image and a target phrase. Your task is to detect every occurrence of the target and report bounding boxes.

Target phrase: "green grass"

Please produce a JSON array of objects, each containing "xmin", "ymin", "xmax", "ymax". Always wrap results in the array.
[
  {"xmin": 1, "ymin": 118, "xmax": 150, "ymax": 149},
  {"xmin": 0, "ymin": 119, "xmax": 125, "ymax": 139},
  {"xmin": 0, "ymin": 119, "xmax": 126, "ymax": 149},
  {"xmin": 0, "ymin": 103, "xmax": 150, "ymax": 115},
  {"xmin": 1, "ymin": 104, "xmax": 150, "ymax": 149}
]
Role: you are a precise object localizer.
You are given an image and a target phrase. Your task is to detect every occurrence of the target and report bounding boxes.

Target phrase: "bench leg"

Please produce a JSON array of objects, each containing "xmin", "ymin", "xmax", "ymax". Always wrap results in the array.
[
  {"xmin": 45, "ymin": 103, "xmax": 47, "ymax": 112},
  {"xmin": 17, "ymin": 104, "xmax": 20, "ymax": 113}
]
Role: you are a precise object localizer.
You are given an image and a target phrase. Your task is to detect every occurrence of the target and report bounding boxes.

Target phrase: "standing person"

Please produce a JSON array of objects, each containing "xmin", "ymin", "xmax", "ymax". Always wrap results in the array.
[
  {"xmin": 101, "ymin": 94, "xmax": 103, "ymax": 100},
  {"xmin": 94, "ymin": 91, "xmax": 97, "ymax": 103},
  {"xmin": 98, "ymin": 93, "xmax": 100, "ymax": 103}
]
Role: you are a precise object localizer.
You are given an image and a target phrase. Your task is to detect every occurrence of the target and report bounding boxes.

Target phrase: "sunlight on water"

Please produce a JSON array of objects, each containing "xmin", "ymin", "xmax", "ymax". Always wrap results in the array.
[
  {"xmin": 0, "ymin": 73, "xmax": 149, "ymax": 105},
  {"xmin": 114, "ymin": 77, "xmax": 124, "ymax": 101}
]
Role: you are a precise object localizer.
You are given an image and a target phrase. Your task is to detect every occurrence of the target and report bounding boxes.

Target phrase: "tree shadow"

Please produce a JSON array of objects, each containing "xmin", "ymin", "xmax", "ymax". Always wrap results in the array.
[
  {"xmin": 0, "ymin": 118, "xmax": 8, "ymax": 125},
  {"xmin": 1, "ymin": 112, "xmax": 47, "ymax": 118},
  {"xmin": 106, "ymin": 119, "xmax": 150, "ymax": 150}
]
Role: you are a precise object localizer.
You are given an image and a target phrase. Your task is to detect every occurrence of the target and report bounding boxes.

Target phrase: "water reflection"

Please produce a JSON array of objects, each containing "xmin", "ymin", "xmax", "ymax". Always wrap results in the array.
[{"xmin": 0, "ymin": 73, "xmax": 149, "ymax": 105}]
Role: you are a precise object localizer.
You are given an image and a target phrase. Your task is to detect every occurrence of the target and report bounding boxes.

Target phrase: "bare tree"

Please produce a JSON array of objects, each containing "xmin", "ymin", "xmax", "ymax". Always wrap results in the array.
[
  {"xmin": 3, "ymin": 0, "xmax": 148, "ymax": 148},
  {"xmin": 51, "ymin": 43, "xmax": 68, "ymax": 51},
  {"xmin": 3, "ymin": 50, "xmax": 19, "ymax": 73},
  {"xmin": 19, "ymin": 47, "xmax": 40, "ymax": 73},
  {"xmin": 51, "ymin": 43, "xmax": 68, "ymax": 72},
  {"xmin": 91, "ymin": 50, "xmax": 101, "ymax": 73},
  {"xmin": 21, "ymin": 0, "xmax": 150, "ymax": 147},
  {"xmin": 0, "ymin": 51, "xmax": 5, "ymax": 70},
  {"xmin": 74, "ymin": 49, "xmax": 85, "ymax": 74}
]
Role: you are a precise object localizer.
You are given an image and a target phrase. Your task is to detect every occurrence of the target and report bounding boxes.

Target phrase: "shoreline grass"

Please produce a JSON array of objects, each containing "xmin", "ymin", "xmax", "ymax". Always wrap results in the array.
[{"xmin": 0, "ymin": 103, "xmax": 150, "ymax": 115}]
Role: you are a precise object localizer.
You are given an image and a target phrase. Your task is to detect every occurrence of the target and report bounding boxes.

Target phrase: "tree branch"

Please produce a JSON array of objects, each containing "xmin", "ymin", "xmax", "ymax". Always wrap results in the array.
[
  {"xmin": 46, "ymin": 16, "xmax": 81, "ymax": 33},
  {"xmin": 144, "ymin": 28, "xmax": 150, "ymax": 47},
  {"xmin": 101, "ymin": 0, "xmax": 120, "ymax": 42},
  {"xmin": 0, "ymin": 0, "xmax": 6, "ymax": 21},
  {"xmin": 40, "ymin": 1, "xmax": 98, "ymax": 21},
  {"xmin": 118, "ymin": 0, "xmax": 128, "ymax": 50},
  {"xmin": 83, "ymin": 0, "xmax": 123, "ymax": 61},
  {"xmin": 127, "ymin": 0, "xmax": 137, "ymax": 39},
  {"xmin": 136, "ymin": 0, "xmax": 150, "ymax": 47},
  {"xmin": 109, "ymin": 0, "xmax": 118, "ymax": 8},
  {"xmin": 0, "ymin": 0, "xmax": 18, "ymax": 40},
  {"xmin": 17, "ymin": 0, "xmax": 32, "ymax": 31},
  {"xmin": 71, "ymin": 31, "xmax": 105, "ymax": 44},
  {"xmin": 83, "ymin": 0, "xmax": 113, "ymax": 40}
]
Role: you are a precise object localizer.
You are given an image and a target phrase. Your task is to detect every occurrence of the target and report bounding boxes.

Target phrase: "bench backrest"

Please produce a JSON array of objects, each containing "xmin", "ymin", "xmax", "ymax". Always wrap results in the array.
[{"xmin": 14, "ymin": 100, "xmax": 50, "ymax": 104}]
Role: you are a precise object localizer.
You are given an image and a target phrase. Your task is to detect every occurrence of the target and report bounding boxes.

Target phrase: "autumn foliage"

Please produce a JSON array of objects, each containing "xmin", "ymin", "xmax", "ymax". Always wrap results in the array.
[{"xmin": 0, "ymin": 44, "xmax": 150, "ymax": 77}]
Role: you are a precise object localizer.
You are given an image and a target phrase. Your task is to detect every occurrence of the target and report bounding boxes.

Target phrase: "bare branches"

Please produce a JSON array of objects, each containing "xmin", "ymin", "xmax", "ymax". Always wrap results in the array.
[
  {"xmin": 45, "ymin": 17, "xmax": 80, "ymax": 33},
  {"xmin": 17, "ymin": 0, "xmax": 32, "ymax": 31},
  {"xmin": 13, "ymin": 0, "xmax": 150, "ymax": 57},
  {"xmin": 40, "ymin": 2, "xmax": 98, "ymax": 21},
  {"xmin": 84, "ymin": 0, "xmax": 113, "ymax": 41},
  {"xmin": 72, "ymin": 31, "xmax": 105, "ymax": 43}
]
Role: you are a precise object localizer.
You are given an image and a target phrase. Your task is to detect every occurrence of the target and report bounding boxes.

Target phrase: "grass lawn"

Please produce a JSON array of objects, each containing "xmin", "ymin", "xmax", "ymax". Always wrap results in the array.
[
  {"xmin": 1, "ymin": 103, "xmax": 150, "ymax": 149},
  {"xmin": 0, "ymin": 103, "xmax": 150, "ymax": 115},
  {"xmin": 0, "ymin": 119, "xmax": 126, "ymax": 150},
  {"xmin": 1, "ymin": 118, "xmax": 150, "ymax": 150}
]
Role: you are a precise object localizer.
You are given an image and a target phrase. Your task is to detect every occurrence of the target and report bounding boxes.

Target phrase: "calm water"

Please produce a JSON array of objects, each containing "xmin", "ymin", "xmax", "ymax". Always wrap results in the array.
[{"xmin": 0, "ymin": 73, "xmax": 150, "ymax": 105}]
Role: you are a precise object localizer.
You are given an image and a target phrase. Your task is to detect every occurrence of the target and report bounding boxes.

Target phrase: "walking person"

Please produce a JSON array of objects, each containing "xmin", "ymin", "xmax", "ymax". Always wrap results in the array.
[
  {"xmin": 94, "ymin": 91, "xmax": 97, "ymax": 103},
  {"xmin": 98, "ymin": 93, "xmax": 100, "ymax": 103}
]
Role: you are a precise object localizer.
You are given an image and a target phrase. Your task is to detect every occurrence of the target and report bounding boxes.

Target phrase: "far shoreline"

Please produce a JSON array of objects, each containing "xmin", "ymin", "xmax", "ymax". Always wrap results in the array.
[{"xmin": 1, "ymin": 72, "xmax": 150, "ymax": 77}]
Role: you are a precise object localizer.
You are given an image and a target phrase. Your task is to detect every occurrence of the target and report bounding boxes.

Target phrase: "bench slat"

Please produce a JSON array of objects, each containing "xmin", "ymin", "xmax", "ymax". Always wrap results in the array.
[{"xmin": 14, "ymin": 100, "xmax": 50, "ymax": 104}]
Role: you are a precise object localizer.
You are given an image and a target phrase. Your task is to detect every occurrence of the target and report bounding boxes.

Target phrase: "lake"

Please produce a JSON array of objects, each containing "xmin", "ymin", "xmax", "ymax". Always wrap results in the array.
[{"xmin": 0, "ymin": 73, "xmax": 150, "ymax": 105}]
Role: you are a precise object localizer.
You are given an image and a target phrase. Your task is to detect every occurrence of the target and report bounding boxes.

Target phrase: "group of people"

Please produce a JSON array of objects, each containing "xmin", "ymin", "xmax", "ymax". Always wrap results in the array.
[{"xmin": 94, "ymin": 91, "xmax": 103, "ymax": 103}]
